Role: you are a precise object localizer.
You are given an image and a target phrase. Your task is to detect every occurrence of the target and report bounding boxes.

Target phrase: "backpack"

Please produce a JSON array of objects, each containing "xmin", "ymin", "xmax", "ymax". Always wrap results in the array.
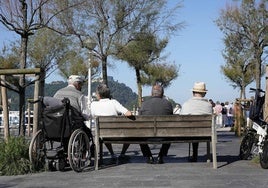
[{"xmin": 221, "ymin": 107, "xmax": 227, "ymax": 114}]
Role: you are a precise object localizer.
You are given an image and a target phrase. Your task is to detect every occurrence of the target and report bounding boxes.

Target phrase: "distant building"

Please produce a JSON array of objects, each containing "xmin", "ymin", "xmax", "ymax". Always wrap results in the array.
[
  {"xmin": 0, "ymin": 111, "xmax": 33, "ymax": 128},
  {"xmin": 0, "ymin": 111, "xmax": 19, "ymax": 127}
]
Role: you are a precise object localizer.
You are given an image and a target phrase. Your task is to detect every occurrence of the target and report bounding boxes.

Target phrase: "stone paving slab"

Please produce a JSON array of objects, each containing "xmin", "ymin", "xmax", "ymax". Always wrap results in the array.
[{"xmin": 1, "ymin": 130, "xmax": 268, "ymax": 188}]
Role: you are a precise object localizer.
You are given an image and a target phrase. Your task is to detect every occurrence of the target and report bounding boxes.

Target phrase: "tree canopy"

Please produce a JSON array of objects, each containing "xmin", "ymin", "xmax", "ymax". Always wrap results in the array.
[{"xmin": 216, "ymin": 0, "xmax": 268, "ymax": 98}]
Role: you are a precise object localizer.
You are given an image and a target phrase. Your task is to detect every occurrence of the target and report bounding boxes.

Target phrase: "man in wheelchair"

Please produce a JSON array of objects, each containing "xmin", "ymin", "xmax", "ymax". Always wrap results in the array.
[
  {"xmin": 54, "ymin": 75, "xmax": 89, "ymax": 120},
  {"xmin": 29, "ymin": 75, "xmax": 94, "ymax": 172},
  {"xmin": 53, "ymin": 75, "xmax": 94, "ymax": 157}
]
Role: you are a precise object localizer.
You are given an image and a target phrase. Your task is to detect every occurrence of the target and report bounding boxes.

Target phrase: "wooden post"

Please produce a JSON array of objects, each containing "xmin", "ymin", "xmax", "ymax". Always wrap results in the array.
[
  {"xmin": 32, "ymin": 74, "xmax": 40, "ymax": 136},
  {"xmin": 264, "ymin": 65, "xmax": 268, "ymax": 121},
  {"xmin": 0, "ymin": 75, "xmax": 10, "ymax": 141},
  {"xmin": 0, "ymin": 68, "xmax": 41, "ymax": 138},
  {"xmin": 212, "ymin": 115, "xmax": 217, "ymax": 169}
]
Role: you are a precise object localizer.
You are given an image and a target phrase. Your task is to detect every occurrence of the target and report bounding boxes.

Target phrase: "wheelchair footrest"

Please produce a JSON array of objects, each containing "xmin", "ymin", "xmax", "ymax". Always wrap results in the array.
[{"xmin": 46, "ymin": 147, "xmax": 64, "ymax": 158}]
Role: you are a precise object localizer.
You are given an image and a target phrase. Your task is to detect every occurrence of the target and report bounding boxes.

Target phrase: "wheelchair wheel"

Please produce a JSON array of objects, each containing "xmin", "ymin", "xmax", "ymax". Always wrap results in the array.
[
  {"xmin": 260, "ymin": 140, "xmax": 268, "ymax": 169},
  {"xmin": 29, "ymin": 130, "xmax": 46, "ymax": 170},
  {"xmin": 68, "ymin": 129, "xmax": 91, "ymax": 172},
  {"xmin": 239, "ymin": 132, "xmax": 255, "ymax": 160}
]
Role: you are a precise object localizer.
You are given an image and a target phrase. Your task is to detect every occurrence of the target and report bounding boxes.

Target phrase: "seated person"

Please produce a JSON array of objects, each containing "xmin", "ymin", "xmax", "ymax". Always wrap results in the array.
[
  {"xmin": 53, "ymin": 75, "xmax": 93, "ymax": 156},
  {"xmin": 139, "ymin": 84, "xmax": 173, "ymax": 164},
  {"xmin": 91, "ymin": 83, "xmax": 132, "ymax": 161},
  {"xmin": 180, "ymin": 82, "xmax": 212, "ymax": 162}
]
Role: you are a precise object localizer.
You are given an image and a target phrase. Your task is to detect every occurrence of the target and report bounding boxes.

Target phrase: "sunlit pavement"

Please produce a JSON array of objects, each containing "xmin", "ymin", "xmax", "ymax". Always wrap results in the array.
[{"xmin": 1, "ymin": 130, "xmax": 268, "ymax": 188}]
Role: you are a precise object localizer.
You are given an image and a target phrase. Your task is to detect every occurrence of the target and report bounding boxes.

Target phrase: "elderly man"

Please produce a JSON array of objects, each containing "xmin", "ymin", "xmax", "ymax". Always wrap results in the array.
[
  {"xmin": 180, "ymin": 82, "xmax": 212, "ymax": 162},
  {"xmin": 139, "ymin": 84, "xmax": 173, "ymax": 164},
  {"xmin": 54, "ymin": 75, "xmax": 88, "ymax": 120},
  {"xmin": 53, "ymin": 75, "xmax": 94, "ymax": 159}
]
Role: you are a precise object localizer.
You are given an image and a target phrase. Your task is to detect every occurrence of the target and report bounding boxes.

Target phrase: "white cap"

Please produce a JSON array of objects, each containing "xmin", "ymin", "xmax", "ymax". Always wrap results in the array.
[{"xmin": 68, "ymin": 75, "xmax": 85, "ymax": 84}]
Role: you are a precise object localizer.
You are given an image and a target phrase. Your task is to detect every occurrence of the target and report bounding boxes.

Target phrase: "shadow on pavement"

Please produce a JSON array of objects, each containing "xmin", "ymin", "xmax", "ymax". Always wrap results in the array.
[{"xmin": 216, "ymin": 155, "xmax": 240, "ymax": 168}]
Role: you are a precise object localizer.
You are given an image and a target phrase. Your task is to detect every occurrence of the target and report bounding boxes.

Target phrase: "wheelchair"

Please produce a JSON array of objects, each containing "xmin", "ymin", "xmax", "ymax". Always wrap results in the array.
[{"xmin": 29, "ymin": 97, "xmax": 94, "ymax": 172}]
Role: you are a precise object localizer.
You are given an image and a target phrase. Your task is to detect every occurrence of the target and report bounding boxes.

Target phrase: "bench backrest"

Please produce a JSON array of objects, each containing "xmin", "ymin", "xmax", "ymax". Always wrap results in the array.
[{"xmin": 95, "ymin": 114, "xmax": 214, "ymax": 138}]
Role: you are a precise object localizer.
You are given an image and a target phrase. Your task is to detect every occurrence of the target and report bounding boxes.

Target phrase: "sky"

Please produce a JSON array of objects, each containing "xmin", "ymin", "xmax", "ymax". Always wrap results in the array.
[
  {"xmin": 109, "ymin": 0, "xmax": 249, "ymax": 105},
  {"xmin": 0, "ymin": 0, "xmax": 263, "ymax": 105}
]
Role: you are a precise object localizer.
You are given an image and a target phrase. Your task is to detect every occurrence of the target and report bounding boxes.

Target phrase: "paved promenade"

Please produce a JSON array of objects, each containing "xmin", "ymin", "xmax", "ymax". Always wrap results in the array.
[{"xmin": 1, "ymin": 129, "xmax": 268, "ymax": 188}]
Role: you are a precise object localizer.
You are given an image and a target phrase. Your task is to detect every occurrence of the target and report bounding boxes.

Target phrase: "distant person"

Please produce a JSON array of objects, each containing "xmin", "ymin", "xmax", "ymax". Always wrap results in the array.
[
  {"xmin": 209, "ymin": 99, "xmax": 215, "ymax": 109},
  {"xmin": 227, "ymin": 102, "xmax": 234, "ymax": 127},
  {"xmin": 180, "ymin": 82, "xmax": 212, "ymax": 162},
  {"xmin": 214, "ymin": 101, "xmax": 223, "ymax": 128},
  {"xmin": 139, "ymin": 84, "xmax": 173, "ymax": 164},
  {"xmin": 173, "ymin": 104, "xmax": 182, "ymax": 114},
  {"xmin": 221, "ymin": 102, "xmax": 227, "ymax": 127},
  {"xmin": 91, "ymin": 83, "xmax": 132, "ymax": 161},
  {"xmin": 223, "ymin": 101, "xmax": 234, "ymax": 127}
]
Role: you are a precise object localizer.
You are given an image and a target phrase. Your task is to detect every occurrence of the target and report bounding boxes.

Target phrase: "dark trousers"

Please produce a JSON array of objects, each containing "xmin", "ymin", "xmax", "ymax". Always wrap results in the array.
[
  {"xmin": 140, "ymin": 144, "xmax": 170, "ymax": 157},
  {"xmin": 192, "ymin": 142, "xmax": 199, "ymax": 160}
]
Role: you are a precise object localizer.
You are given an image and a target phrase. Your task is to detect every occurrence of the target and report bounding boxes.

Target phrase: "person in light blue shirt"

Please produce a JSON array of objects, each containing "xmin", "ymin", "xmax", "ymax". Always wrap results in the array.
[{"xmin": 180, "ymin": 82, "xmax": 212, "ymax": 162}]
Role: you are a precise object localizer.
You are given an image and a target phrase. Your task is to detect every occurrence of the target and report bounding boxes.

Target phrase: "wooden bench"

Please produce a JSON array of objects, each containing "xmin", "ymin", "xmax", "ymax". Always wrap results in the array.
[{"xmin": 94, "ymin": 114, "xmax": 217, "ymax": 170}]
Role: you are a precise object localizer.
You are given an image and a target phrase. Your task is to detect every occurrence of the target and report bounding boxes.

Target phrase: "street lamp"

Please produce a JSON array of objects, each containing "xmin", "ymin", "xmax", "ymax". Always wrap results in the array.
[{"xmin": 84, "ymin": 38, "xmax": 97, "ymax": 129}]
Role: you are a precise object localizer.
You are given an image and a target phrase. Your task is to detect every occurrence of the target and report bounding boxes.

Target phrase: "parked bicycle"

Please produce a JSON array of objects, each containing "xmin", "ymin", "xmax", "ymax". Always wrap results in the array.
[{"xmin": 239, "ymin": 88, "xmax": 268, "ymax": 169}]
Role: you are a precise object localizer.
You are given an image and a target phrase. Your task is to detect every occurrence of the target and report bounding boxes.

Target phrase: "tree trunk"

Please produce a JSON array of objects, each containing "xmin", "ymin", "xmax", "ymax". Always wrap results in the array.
[
  {"xmin": 255, "ymin": 50, "xmax": 262, "ymax": 89},
  {"xmin": 241, "ymin": 84, "xmax": 246, "ymax": 99},
  {"xmin": 135, "ymin": 68, "xmax": 142, "ymax": 108},
  {"xmin": 102, "ymin": 56, "xmax": 108, "ymax": 85},
  {"xmin": 0, "ymin": 75, "xmax": 10, "ymax": 141},
  {"xmin": 18, "ymin": 36, "xmax": 28, "ymax": 136},
  {"xmin": 18, "ymin": 0, "xmax": 29, "ymax": 136}
]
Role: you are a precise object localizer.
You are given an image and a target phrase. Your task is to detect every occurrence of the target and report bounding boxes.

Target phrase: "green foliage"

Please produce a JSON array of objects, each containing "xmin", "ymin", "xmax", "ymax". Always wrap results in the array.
[
  {"xmin": 7, "ymin": 77, "xmax": 138, "ymax": 110},
  {"xmin": 216, "ymin": 0, "xmax": 268, "ymax": 92},
  {"xmin": 251, "ymin": 155, "xmax": 260, "ymax": 164},
  {"xmin": 28, "ymin": 28, "xmax": 92, "ymax": 79},
  {"xmin": 0, "ymin": 44, "xmax": 20, "ymax": 69},
  {"xmin": 142, "ymin": 62, "xmax": 179, "ymax": 87},
  {"xmin": 0, "ymin": 136, "xmax": 32, "ymax": 176}
]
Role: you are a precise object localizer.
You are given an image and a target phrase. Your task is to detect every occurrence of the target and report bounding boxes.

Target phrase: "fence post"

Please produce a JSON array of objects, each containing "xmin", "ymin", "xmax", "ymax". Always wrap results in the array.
[
  {"xmin": 0, "ymin": 75, "xmax": 10, "ymax": 140},
  {"xmin": 32, "ymin": 74, "xmax": 40, "ymax": 136}
]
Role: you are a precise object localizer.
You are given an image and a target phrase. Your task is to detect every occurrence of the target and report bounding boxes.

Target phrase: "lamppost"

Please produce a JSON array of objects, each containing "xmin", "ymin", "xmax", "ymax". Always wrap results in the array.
[{"xmin": 84, "ymin": 38, "xmax": 97, "ymax": 129}]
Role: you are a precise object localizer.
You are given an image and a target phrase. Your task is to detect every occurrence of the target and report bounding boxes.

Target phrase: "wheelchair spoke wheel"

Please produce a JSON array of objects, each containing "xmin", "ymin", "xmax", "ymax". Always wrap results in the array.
[
  {"xmin": 68, "ymin": 129, "xmax": 90, "ymax": 172},
  {"xmin": 29, "ymin": 130, "xmax": 46, "ymax": 170}
]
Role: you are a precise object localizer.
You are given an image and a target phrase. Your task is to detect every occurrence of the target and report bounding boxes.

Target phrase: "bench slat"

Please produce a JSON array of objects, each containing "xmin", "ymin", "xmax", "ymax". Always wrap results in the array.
[{"xmin": 99, "ymin": 127, "xmax": 212, "ymax": 137}]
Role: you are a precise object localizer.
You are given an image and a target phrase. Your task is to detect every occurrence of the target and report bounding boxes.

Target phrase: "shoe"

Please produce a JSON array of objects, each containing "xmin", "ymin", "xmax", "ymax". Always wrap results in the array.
[
  {"xmin": 157, "ymin": 155, "xmax": 164, "ymax": 164},
  {"xmin": 146, "ymin": 156, "xmax": 155, "ymax": 164}
]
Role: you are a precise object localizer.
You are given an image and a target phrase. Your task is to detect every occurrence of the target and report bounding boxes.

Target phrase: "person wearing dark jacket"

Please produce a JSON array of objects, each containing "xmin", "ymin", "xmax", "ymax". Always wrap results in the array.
[{"xmin": 139, "ymin": 84, "xmax": 173, "ymax": 164}]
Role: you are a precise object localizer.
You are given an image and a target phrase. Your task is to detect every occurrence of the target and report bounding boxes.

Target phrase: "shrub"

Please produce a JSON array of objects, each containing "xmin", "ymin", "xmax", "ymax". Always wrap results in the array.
[
  {"xmin": 251, "ymin": 155, "xmax": 260, "ymax": 164},
  {"xmin": 0, "ymin": 136, "xmax": 32, "ymax": 176}
]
